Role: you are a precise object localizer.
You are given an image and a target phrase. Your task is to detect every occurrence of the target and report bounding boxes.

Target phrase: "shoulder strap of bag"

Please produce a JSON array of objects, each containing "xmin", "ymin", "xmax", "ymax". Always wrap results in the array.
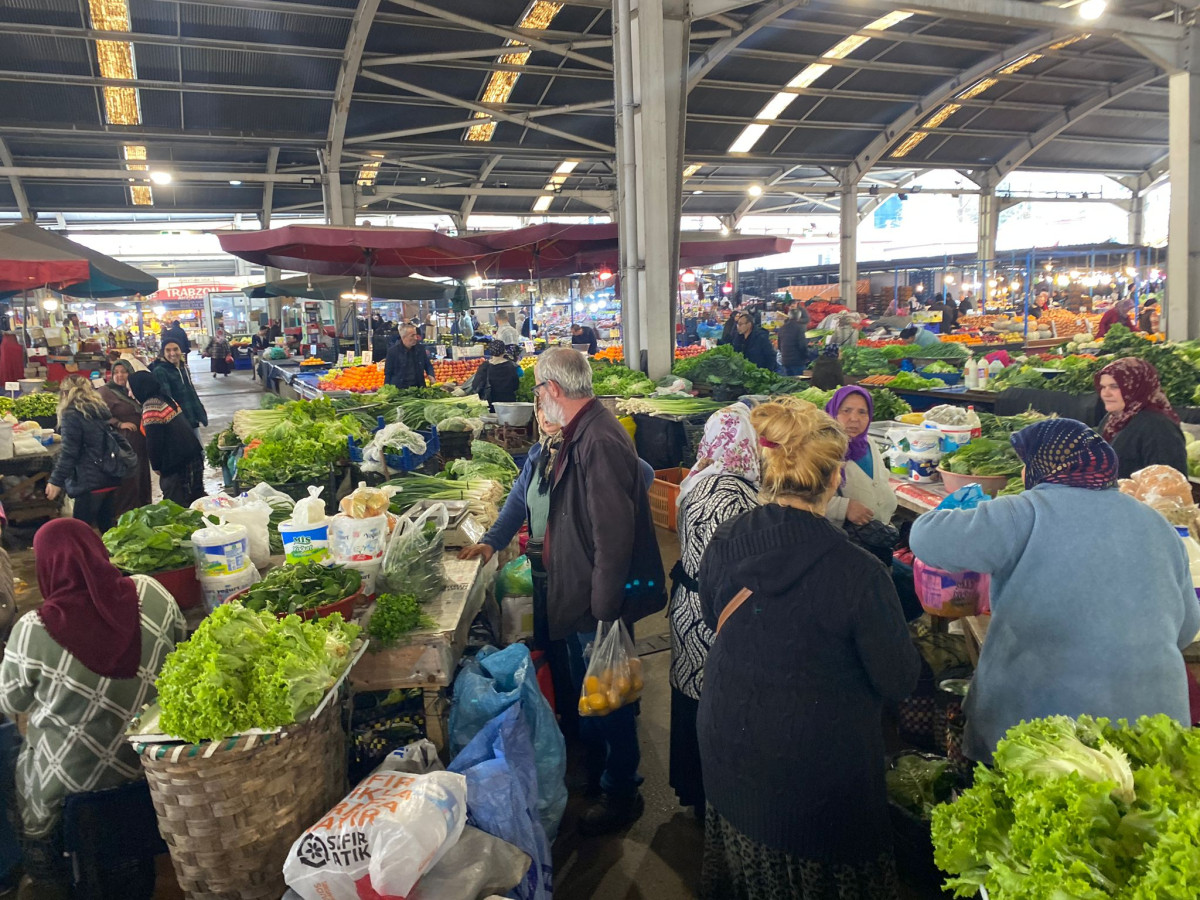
[{"xmin": 716, "ymin": 588, "xmax": 753, "ymax": 636}]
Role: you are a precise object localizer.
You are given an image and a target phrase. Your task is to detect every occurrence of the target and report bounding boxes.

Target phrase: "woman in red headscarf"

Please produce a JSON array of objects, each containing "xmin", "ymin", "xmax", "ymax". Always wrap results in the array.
[
  {"xmin": 1096, "ymin": 357, "xmax": 1187, "ymax": 479},
  {"xmin": 0, "ymin": 519, "xmax": 185, "ymax": 897}
]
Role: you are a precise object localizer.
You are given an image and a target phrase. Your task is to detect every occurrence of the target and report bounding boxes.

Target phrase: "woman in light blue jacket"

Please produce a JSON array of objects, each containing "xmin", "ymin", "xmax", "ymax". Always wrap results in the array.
[{"xmin": 910, "ymin": 418, "xmax": 1200, "ymax": 764}]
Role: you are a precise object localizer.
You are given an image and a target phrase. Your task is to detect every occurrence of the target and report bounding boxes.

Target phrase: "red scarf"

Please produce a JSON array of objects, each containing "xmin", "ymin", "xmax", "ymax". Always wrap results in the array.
[
  {"xmin": 34, "ymin": 519, "xmax": 142, "ymax": 679},
  {"xmin": 1096, "ymin": 357, "xmax": 1180, "ymax": 443}
]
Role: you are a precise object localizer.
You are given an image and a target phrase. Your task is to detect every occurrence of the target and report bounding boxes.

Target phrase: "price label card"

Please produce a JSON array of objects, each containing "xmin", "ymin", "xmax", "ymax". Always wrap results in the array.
[{"xmin": 4, "ymin": 382, "xmax": 18, "ymax": 392}]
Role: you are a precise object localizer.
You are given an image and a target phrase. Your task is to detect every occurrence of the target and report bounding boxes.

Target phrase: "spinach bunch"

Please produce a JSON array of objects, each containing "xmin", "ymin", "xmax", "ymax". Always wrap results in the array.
[
  {"xmin": 241, "ymin": 562, "xmax": 362, "ymax": 615},
  {"xmin": 103, "ymin": 501, "xmax": 210, "ymax": 574}
]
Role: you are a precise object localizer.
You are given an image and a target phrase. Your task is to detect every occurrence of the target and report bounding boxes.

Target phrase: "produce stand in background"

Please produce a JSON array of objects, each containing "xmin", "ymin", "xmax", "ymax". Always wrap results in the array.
[{"xmin": 351, "ymin": 554, "xmax": 497, "ymax": 755}]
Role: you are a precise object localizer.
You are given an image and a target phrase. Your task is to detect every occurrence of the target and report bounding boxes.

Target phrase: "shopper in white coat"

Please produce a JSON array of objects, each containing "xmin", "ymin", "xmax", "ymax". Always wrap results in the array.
[{"xmin": 823, "ymin": 386, "xmax": 897, "ymax": 526}]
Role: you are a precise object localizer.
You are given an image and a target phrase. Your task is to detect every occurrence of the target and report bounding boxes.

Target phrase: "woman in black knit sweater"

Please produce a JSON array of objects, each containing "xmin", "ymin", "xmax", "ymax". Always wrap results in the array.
[
  {"xmin": 696, "ymin": 398, "xmax": 920, "ymax": 900},
  {"xmin": 128, "ymin": 372, "xmax": 204, "ymax": 507}
]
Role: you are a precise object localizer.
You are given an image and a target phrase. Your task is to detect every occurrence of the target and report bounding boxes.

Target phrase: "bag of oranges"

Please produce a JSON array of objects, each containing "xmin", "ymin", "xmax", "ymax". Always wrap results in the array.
[{"xmin": 578, "ymin": 620, "xmax": 644, "ymax": 717}]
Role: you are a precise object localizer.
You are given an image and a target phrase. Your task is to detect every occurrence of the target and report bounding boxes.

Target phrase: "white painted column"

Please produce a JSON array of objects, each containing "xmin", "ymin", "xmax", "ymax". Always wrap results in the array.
[
  {"xmin": 978, "ymin": 188, "xmax": 1000, "ymax": 302},
  {"xmin": 1168, "ymin": 34, "xmax": 1200, "ymax": 340},
  {"xmin": 839, "ymin": 183, "xmax": 858, "ymax": 310},
  {"xmin": 614, "ymin": 0, "xmax": 689, "ymax": 379}
]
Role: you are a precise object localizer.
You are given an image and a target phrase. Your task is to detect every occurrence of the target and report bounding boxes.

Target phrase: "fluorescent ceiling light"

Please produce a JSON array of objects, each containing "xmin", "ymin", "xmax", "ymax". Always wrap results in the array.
[
  {"xmin": 1078, "ymin": 0, "xmax": 1106, "ymax": 20},
  {"xmin": 725, "ymin": 12, "xmax": 912, "ymax": 155},
  {"xmin": 682, "ymin": 164, "xmax": 702, "ymax": 179},
  {"xmin": 467, "ymin": 1, "xmax": 565, "ymax": 142},
  {"xmin": 149, "ymin": 171, "xmax": 172, "ymax": 185},
  {"xmin": 229, "ymin": 180, "xmax": 242, "ymax": 186},
  {"xmin": 532, "ymin": 195, "xmax": 553, "ymax": 213},
  {"xmin": 747, "ymin": 184, "xmax": 763, "ymax": 197}
]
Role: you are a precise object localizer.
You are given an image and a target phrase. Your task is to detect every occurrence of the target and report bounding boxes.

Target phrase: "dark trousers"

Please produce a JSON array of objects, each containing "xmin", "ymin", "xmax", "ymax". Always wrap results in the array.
[
  {"xmin": 783, "ymin": 364, "xmax": 808, "ymax": 377},
  {"xmin": 529, "ymin": 544, "xmax": 642, "ymax": 797},
  {"xmin": 72, "ymin": 490, "xmax": 116, "ymax": 532},
  {"xmin": 159, "ymin": 461, "xmax": 203, "ymax": 508},
  {"xmin": 565, "ymin": 630, "xmax": 642, "ymax": 798}
]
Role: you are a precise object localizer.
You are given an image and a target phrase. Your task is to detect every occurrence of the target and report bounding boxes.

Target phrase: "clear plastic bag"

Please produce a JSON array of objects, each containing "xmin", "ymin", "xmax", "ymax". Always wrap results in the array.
[
  {"xmin": 578, "ymin": 620, "xmax": 643, "ymax": 718},
  {"xmin": 377, "ymin": 503, "xmax": 449, "ymax": 603}
]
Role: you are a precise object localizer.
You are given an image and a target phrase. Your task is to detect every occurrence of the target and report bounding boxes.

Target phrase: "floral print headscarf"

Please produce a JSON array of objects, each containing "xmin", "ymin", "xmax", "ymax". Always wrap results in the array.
[{"xmin": 676, "ymin": 404, "xmax": 760, "ymax": 506}]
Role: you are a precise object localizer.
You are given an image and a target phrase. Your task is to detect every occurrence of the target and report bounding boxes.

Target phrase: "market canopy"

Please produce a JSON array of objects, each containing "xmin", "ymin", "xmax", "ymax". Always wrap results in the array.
[
  {"xmin": 243, "ymin": 273, "xmax": 452, "ymax": 304},
  {"xmin": 218, "ymin": 225, "xmax": 486, "ymax": 279},
  {"xmin": 0, "ymin": 223, "xmax": 158, "ymax": 298},
  {"xmin": 222, "ymin": 223, "xmax": 793, "ymax": 281},
  {"xmin": 0, "ymin": 227, "xmax": 90, "ymax": 293}
]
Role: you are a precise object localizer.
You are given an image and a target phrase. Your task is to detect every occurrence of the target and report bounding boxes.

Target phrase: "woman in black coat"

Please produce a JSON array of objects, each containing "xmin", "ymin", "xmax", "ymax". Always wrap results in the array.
[
  {"xmin": 1096, "ymin": 357, "xmax": 1187, "ymax": 478},
  {"xmin": 128, "ymin": 372, "xmax": 204, "ymax": 507},
  {"xmin": 46, "ymin": 376, "xmax": 124, "ymax": 531},
  {"xmin": 697, "ymin": 399, "xmax": 920, "ymax": 900}
]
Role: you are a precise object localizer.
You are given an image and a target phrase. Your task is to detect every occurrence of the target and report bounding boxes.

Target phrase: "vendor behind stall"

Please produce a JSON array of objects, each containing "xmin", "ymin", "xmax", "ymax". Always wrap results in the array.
[
  {"xmin": 383, "ymin": 325, "xmax": 434, "ymax": 389},
  {"xmin": 909, "ymin": 418, "xmax": 1199, "ymax": 764},
  {"xmin": 464, "ymin": 340, "xmax": 521, "ymax": 408},
  {"xmin": 823, "ymin": 387, "xmax": 896, "ymax": 530},
  {"xmin": 731, "ymin": 311, "xmax": 778, "ymax": 372},
  {"xmin": 1096, "ymin": 357, "xmax": 1187, "ymax": 479},
  {"xmin": 0, "ymin": 519, "xmax": 185, "ymax": 897},
  {"xmin": 1096, "ymin": 297, "xmax": 1136, "ymax": 338},
  {"xmin": 899, "ymin": 323, "xmax": 940, "ymax": 349}
]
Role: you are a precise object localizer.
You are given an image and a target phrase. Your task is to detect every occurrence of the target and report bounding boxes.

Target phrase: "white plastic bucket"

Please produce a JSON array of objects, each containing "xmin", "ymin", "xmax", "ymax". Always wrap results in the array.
[
  {"xmin": 200, "ymin": 566, "xmax": 260, "ymax": 613},
  {"xmin": 343, "ymin": 558, "xmax": 383, "ymax": 598},
  {"xmin": 0, "ymin": 423, "xmax": 14, "ymax": 460},
  {"xmin": 279, "ymin": 518, "xmax": 330, "ymax": 565},
  {"xmin": 329, "ymin": 513, "xmax": 389, "ymax": 563},
  {"xmin": 191, "ymin": 523, "xmax": 251, "ymax": 577},
  {"xmin": 936, "ymin": 424, "xmax": 973, "ymax": 453},
  {"xmin": 907, "ymin": 428, "xmax": 941, "ymax": 455}
]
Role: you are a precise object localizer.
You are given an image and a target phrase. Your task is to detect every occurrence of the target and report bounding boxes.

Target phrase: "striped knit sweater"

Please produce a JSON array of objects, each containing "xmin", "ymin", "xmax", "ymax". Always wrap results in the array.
[{"xmin": 140, "ymin": 398, "xmax": 202, "ymax": 475}]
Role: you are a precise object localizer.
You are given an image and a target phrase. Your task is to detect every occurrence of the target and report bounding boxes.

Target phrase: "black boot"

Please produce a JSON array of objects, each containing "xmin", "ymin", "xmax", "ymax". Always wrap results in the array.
[{"xmin": 578, "ymin": 791, "xmax": 644, "ymax": 837}]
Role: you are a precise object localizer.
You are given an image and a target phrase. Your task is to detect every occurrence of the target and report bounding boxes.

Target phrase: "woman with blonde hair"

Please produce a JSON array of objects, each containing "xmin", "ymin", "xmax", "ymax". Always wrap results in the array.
[
  {"xmin": 46, "ymin": 375, "xmax": 130, "ymax": 531},
  {"xmin": 696, "ymin": 399, "xmax": 920, "ymax": 900}
]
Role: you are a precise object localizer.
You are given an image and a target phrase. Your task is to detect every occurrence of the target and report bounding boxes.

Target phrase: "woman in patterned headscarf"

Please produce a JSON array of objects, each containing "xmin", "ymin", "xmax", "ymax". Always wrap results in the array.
[
  {"xmin": 910, "ymin": 418, "xmax": 1199, "ymax": 764},
  {"xmin": 669, "ymin": 405, "xmax": 761, "ymax": 816},
  {"xmin": 1096, "ymin": 357, "xmax": 1186, "ymax": 478}
]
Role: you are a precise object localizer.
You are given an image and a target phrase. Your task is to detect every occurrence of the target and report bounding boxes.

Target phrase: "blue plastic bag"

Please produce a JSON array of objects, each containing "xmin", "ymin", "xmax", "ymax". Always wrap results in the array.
[
  {"xmin": 449, "ymin": 644, "xmax": 567, "ymax": 840},
  {"xmin": 936, "ymin": 483, "xmax": 990, "ymax": 511},
  {"xmin": 449, "ymin": 705, "xmax": 552, "ymax": 900}
]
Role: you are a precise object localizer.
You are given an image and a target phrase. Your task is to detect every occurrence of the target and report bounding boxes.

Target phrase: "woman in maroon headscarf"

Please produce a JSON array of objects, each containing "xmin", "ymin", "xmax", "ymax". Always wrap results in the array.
[
  {"xmin": 1096, "ymin": 357, "xmax": 1187, "ymax": 479},
  {"xmin": 0, "ymin": 519, "xmax": 184, "ymax": 897}
]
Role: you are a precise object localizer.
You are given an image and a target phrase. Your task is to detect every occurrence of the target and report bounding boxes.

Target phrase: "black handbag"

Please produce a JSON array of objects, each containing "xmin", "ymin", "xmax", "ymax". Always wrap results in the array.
[
  {"xmin": 843, "ymin": 518, "xmax": 900, "ymax": 565},
  {"xmin": 96, "ymin": 425, "xmax": 139, "ymax": 480}
]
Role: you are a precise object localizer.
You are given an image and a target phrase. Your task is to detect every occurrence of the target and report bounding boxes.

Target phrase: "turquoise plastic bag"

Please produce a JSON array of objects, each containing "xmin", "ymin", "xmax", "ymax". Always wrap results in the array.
[{"xmin": 448, "ymin": 644, "xmax": 567, "ymax": 840}]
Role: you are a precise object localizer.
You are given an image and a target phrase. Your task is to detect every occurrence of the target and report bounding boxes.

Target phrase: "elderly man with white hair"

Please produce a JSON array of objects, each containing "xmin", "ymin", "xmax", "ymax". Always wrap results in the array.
[
  {"xmin": 383, "ymin": 324, "xmax": 434, "ymax": 389},
  {"xmin": 533, "ymin": 347, "xmax": 666, "ymax": 835}
]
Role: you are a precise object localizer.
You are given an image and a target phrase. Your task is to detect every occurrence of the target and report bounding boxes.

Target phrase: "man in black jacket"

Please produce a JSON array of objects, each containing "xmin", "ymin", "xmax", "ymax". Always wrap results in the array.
[
  {"xmin": 777, "ymin": 305, "xmax": 810, "ymax": 376},
  {"xmin": 534, "ymin": 347, "xmax": 665, "ymax": 835},
  {"xmin": 383, "ymin": 325, "xmax": 434, "ymax": 389},
  {"xmin": 570, "ymin": 323, "xmax": 598, "ymax": 355},
  {"xmin": 732, "ymin": 311, "xmax": 778, "ymax": 372}
]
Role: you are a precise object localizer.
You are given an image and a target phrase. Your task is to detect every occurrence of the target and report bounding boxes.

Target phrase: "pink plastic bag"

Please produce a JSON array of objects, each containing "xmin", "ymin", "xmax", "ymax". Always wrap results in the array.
[{"xmin": 913, "ymin": 559, "xmax": 990, "ymax": 618}]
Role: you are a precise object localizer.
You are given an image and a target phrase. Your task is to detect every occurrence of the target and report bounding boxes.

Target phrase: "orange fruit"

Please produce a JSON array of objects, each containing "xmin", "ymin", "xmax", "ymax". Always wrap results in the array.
[
  {"xmin": 578, "ymin": 697, "xmax": 590, "ymax": 716},
  {"xmin": 628, "ymin": 658, "xmax": 643, "ymax": 678},
  {"xmin": 614, "ymin": 675, "xmax": 632, "ymax": 696},
  {"xmin": 587, "ymin": 692, "xmax": 609, "ymax": 713},
  {"xmin": 584, "ymin": 675, "xmax": 602, "ymax": 695},
  {"xmin": 606, "ymin": 688, "xmax": 623, "ymax": 709},
  {"xmin": 631, "ymin": 675, "xmax": 644, "ymax": 693}
]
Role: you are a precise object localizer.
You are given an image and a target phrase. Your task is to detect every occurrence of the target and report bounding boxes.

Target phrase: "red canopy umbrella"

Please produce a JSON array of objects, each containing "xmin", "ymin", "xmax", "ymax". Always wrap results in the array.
[
  {"xmin": 219, "ymin": 224, "xmax": 486, "ymax": 349},
  {"xmin": 0, "ymin": 227, "xmax": 91, "ymax": 292}
]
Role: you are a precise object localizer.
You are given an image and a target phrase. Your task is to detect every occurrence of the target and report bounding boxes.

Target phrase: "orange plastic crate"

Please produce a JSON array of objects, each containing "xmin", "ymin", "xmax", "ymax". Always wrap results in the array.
[{"xmin": 648, "ymin": 467, "xmax": 688, "ymax": 532}]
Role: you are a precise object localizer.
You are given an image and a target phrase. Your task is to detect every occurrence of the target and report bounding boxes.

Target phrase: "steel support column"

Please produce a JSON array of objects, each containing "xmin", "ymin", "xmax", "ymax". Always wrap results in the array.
[
  {"xmin": 978, "ymin": 188, "xmax": 1000, "ymax": 302},
  {"xmin": 1167, "ymin": 31, "xmax": 1200, "ymax": 340},
  {"xmin": 839, "ymin": 182, "xmax": 858, "ymax": 310},
  {"xmin": 1130, "ymin": 189, "xmax": 1146, "ymax": 248},
  {"xmin": 614, "ymin": 0, "xmax": 689, "ymax": 379}
]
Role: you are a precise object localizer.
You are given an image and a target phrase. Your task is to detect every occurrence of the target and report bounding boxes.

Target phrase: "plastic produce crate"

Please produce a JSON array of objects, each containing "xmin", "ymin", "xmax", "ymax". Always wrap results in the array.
[{"xmin": 648, "ymin": 467, "xmax": 688, "ymax": 532}]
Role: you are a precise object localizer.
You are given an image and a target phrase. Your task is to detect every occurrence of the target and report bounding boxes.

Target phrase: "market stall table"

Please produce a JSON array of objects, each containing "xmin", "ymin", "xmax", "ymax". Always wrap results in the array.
[
  {"xmin": 351, "ymin": 553, "xmax": 498, "ymax": 754},
  {"xmin": 0, "ymin": 444, "xmax": 62, "ymax": 523}
]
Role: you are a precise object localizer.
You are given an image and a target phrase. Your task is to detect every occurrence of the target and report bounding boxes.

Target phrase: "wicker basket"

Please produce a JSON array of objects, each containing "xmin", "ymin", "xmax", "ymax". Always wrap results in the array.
[{"xmin": 132, "ymin": 702, "xmax": 346, "ymax": 900}]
